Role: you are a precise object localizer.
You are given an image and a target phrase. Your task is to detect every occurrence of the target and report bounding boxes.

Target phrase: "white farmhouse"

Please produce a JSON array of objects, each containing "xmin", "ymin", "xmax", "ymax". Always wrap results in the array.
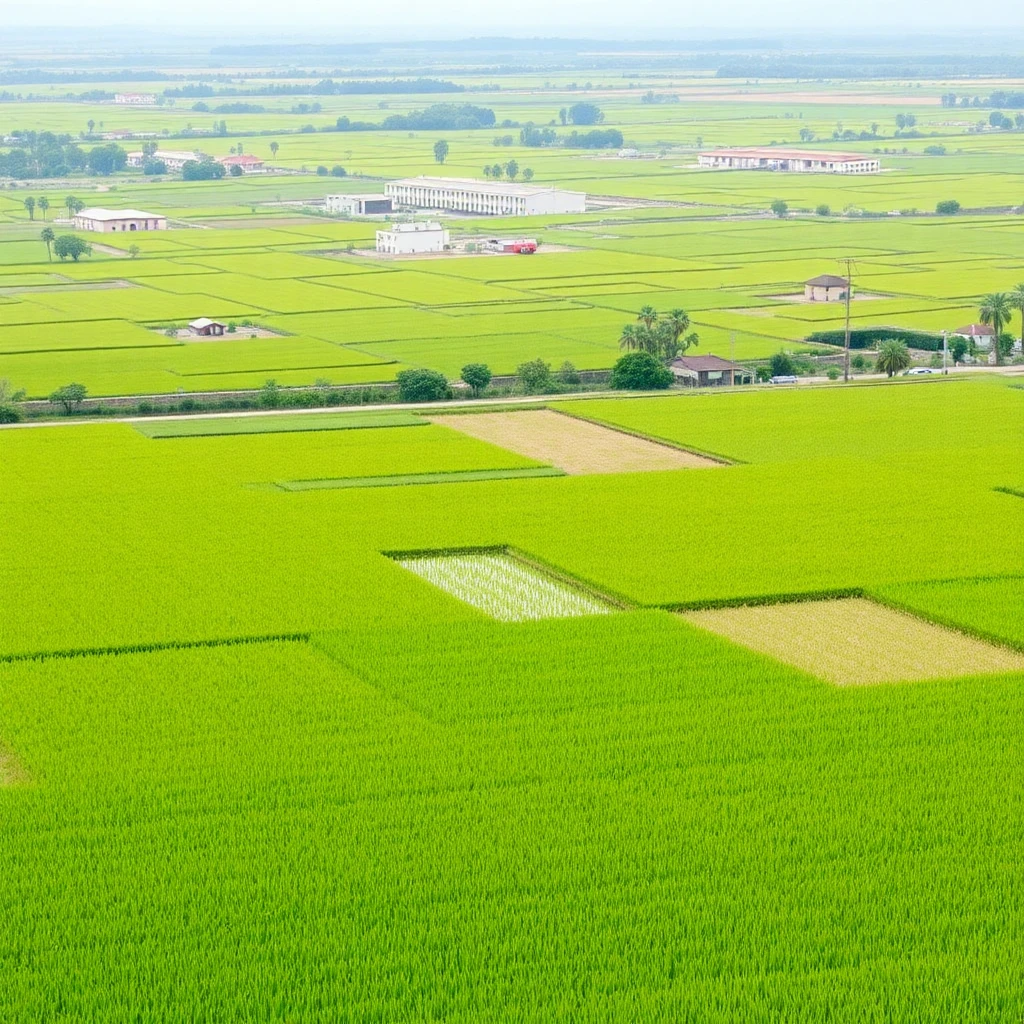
[
  {"xmin": 376, "ymin": 222, "xmax": 450, "ymax": 255},
  {"xmin": 73, "ymin": 208, "xmax": 167, "ymax": 233}
]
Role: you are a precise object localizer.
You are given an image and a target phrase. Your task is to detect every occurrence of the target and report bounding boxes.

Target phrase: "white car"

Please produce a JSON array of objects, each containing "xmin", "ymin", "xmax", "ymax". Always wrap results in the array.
[
  {"xmin": 768, "ymin": 375, "xmax": 799, "ymax": 384},
  {"xmin": 902, "ymin": 367, "xmax": 940, "ymax": 375}
]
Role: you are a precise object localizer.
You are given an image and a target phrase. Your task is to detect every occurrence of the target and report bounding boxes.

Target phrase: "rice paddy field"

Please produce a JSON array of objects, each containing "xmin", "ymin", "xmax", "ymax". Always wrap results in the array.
[
  {"xmin": 2, "ymin": 56, "xmax": 1024, "ymax": 1021},
  {"xmin": 2, "ymin": 65, "xmax": 1024, "ymax": 398}
]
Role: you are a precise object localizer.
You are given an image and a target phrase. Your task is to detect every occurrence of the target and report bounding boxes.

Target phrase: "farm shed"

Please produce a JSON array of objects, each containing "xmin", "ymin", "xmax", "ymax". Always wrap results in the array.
[
  {"xmin": 188, "ymin": 318, "xmax": 226, "ymax": 337},
  {"xmin": 73, "ymin": 208, "xmax": 167, "ymax": 232},
  {"xmin": 699, "ymin": 148, "xmax": 881, "ymax": 174},
  {"xmin": 804, "ymin": 275, "xmax": 850, "ymax": 302},
  {"xmin": 326, "ymin": 194, "xmax": 394, "ymax": 216},
  {"xmin": 671, "ymin": 355, "xmax": 753, "ymax": 387}
]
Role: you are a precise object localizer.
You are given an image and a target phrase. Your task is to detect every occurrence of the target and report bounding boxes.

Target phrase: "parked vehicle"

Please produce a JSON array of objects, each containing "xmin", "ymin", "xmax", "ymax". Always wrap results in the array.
[
  {"xmin": 902, "ymin": 367, "xmax": 940, "ymax": 375},
  {"xmin": 768, "ymin": 375, "xmax": 799, "ymax": 384}
]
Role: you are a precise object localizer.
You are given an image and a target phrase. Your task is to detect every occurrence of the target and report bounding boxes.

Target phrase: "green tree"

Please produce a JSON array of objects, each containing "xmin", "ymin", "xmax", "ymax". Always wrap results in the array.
[
  {"xmin": 522, "ymin": 167, "xmax": 534, "ymax": 181},
  {"xmin": 259, "ymin": 380, "xmax": 281, "ymax": 408},
  {"xmin": 557, "ymin": 361, "xmax": 581, "ymax": 387},
  {"xmin": 770, "ymin": 199, "xmax": 788, "ymax": 218},
  {"xmin": 558, "ymin": 107, "xmax": 567, "ymax": 125},
  {"xmin": 949, "ymin": 336, "xmax": 968, "ymax": 365},
  {"xmin": 490, "ymin": 163, "xmax": 502, "ymax": 179},
  {"xmin": 396, "ymin": 368, "xmax": 449, "ymax": 402},
  {"xmin": 610, "ymin": 351, "xmax": 673, "ymax": 390},
  {"xmin": 770, "ymin": 350, "xmax": 796, "ymax": 376},
  {"xmin": 86, "ymin": 119, "xmax": 95, "ymax": 134},
  {"xmin": 86, "ymin": 143, "xmax": 127, "ymax": 175},
  {"xmin": 53, "ymin": 235, "xmax": 92, "ymax": 262},
  {"xmin": 935, "ymin": 199, "xmax": 961, "ymax": 215},
  {"xmin": 618, "ymin": 323, "xmax": 641, "ymax": 351},
  {"xmin": 637, "ymin": 305, "xmax": 658, "ymax": 330},
  {"xmin": 38, "ymin": 196, "xmax": 49, "ymax": 220},
  {"xmin": 433, "ymin": 139, "xmax": 449, "ymax": 164},
  {"xmin": 516, "ymin": 358, "xmax": 555, "ymax": 394},
  {"xmin": 460, "ymin": 363, "xmax": 492, "ymax": 397},
  {"xmin": 568, "ymin": 102, "xmax": 604, "ymax": 125},
  {"xmin": 229, "ymin": 164, "xmax": 243, "ymax": 176},
  {"xmin": 23, "ymin": 197, "xmax": 35, "ymax": 220},
  {"xmin": 128, "ymin": 244, "xmax": 141, "ymax": 259},
  {"xmin": 1010, "ymin": 283, "xmax": 1024, "ymax": 349},
  {"xmin": 40, "ymin": 226, "xmax": 55, "ymax": 261},
  {"xmin": 979, "ymin": 292, "xmax": 1012, "ymax": 365},
  {"xmin": 65, "ymin": 195, "xmax": 84, "ymax": 217},
  {"xmin": 50, "ymin": 382, "xmax": 88, "ymax": 414},
  {"xmin": 815, "ymin": 204, "xmax": 831, "ymax": 216},
  {"xmin": 0, "ymin": 379, "xmax": 26, "ymax": 424},
  {"xmin": 875, "ymin": 339, "xmax": 912, "ymax": 377},
  {"xmin": 504, "ymin": 159, "xmax": 519, "ymax": 180},
  {"xmin": 269, "ymin": 141, "xmax": 279, "ymax": 159}
]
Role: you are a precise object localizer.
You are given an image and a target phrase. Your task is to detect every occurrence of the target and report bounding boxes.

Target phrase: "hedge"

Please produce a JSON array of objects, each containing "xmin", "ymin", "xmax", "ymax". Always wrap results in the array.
[{"xmin": 806, "ymin": 327, "xmax": 946, "ymax": 351}]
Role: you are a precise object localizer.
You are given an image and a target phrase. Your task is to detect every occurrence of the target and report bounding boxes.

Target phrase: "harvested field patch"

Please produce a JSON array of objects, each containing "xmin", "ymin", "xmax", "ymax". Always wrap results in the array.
[
  {"xmin": 682, "ymin": 597, "xmax": 1024, "ymax": 686},
  {"xmin": 395, "ymin": 550, "xmax": 614, "ymax": 622},
  {"xmin": 428, "ymin": 409, "xmax": 720, "ymax": 475},
  {"xmin": 0, "ymin": 741, "xmax": 30, "ymax": 786}
]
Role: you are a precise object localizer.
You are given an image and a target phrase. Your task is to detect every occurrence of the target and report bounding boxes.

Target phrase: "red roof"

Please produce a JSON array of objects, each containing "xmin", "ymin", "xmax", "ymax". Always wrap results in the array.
[
  {"xmin": 952, "ymin": 324, "xmax": 995, "ymax": 336},
  {"xmin": 672, "ymin": 355, "xmax": 746, "ymax": 372},
  {"xmin": 216, "ymin": 154, "xmax": 264, "ymax": 166}
]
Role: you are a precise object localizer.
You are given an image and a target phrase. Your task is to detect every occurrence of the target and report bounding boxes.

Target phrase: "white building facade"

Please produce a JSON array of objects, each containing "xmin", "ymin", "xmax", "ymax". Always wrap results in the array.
[
  {"xmin": 127, "ymin": 150, "xmax": 201, "ymax": 171},
  {"xmin": 326, "ymin": 194, "xmax": 394, "ymax": 216},
  {"xmin": 699, "ymin": 148, "xmax": 880, "ymax": 174},
  {"xmin": 385, "ymin": 177, "xmax": 586, "ymax": 216},
  {"xmin": 73, "ymin": 208, "xmax": 167, "ymax": 232},
  {"xmin": 376, "ymin": 222, "xmax": 449, "ymax": 255},
  {"xmin": 115, "ymin": 93, "xmax": 157, "ymax": 105}
]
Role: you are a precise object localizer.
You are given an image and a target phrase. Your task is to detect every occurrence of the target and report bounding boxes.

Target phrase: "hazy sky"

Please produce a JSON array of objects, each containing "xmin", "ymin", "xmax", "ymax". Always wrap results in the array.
[{"xmin": 5, "ymin": 0, "xmax": 1021, "ymax": 34}]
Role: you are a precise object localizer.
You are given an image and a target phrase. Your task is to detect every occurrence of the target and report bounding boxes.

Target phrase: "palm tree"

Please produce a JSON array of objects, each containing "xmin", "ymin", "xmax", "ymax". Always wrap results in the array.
[
  {"xmin": 637, "ymin": 305, "xmax": 658, "ymax": 330},
  {"xmin": 663, "ymin": 308, "xmax": 690, "ymax": 343},
  {"xmin": 38, "ymin": 196, "xmax": 49, "ymax": 220},
  {"xmin": 618, "ymin": 324, "xmax": 641, "ymax": 351},
  {"xmin": 40, "ymin": 227, "xmax": 55, "ymax": 262},
  {"xmin": 979, "ymin": 292, "xmax": 1012, "ymax": 365},
  {"xmin": 1010, "ymin": 283, "xmax": 1024, "ymax": 350},
  {"xmin": 875, "ymin": 339, "xmax": 911, "ymax": 377},
  {"xmin": 23, "ymin": 197, "xmax": 35, "ymax": 220}
]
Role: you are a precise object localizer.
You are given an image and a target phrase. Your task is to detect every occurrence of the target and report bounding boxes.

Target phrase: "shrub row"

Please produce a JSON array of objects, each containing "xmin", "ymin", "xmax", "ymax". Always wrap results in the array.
[{"xmin": 806, "ymin": 327, "xmax": 947, "ymax": 351}]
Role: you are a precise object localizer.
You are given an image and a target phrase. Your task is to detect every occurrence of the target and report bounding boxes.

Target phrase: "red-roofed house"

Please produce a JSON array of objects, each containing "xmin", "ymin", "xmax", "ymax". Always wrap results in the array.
[
  {"xmin": 671, "ymin": 355, "xmax": 753, "ymax": 387},
  {"xmin": 216, "ymin": 154, "xmax": 265, "ymax": 173}
]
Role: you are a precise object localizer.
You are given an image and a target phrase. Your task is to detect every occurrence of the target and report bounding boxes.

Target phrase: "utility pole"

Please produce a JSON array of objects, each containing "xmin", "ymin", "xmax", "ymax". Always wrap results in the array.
[
  {"xmin": 839, "ymin": 257, "xmax": 855, "ymax": 382},
  {"xmin": 942, "ymin": 330, "xmax": 948, "ymax": 374}
]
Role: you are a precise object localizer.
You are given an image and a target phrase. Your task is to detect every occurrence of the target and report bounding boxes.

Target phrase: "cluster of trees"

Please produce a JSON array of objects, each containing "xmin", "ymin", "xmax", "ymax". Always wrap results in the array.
[
  {"xmin": 987, "ymin": 111, "xmax": 1024, "ymax": 130},
  {"xmin": 481, "ymin": 161, "xmax": 533, "ymax": 181},
  {"xmin": 336, "ymin": 103, "xmax": 496, "ymax": 133},
  {"xmin": 181, "ymin": 160, "xmax": 225, "ymax": 181},
  {"xmin": 941, "ymin": 91, "xmax": 1024, "ymax": 109},
  {"xmin": 39, "ymin": 231, "xmax": 91, "ymax": 262},
  {"xmin": 0, "ymin": 134, "xmax": 132, "ymax": 178},
  {"xmin": 640, "ymin": 91, "xmax": 679, "ymax": 105},
  {"xmin": 166, "ymin": 79, "xmax": 464, "ymax": 98},
  {"xmin": 192, "ymin": 102, "xmax": 266, "ymax": 114},
  {"xmin": 21, "ymin": 196, "xmax": 51, "ymax": 220},
  {"xmin": 618, "ymin": 306, "xmax": 698, "ymax": 364},
  {"xmin": 894, "ymin": 113, "xmax": 918, "ymax": 131},
  {"xmin": 978, "ymin": 288, "xmax": 1024, "ymax": 365},
  {"xmin": 518, "ymin": 124, "xmax": 623, "ymax": 150}
]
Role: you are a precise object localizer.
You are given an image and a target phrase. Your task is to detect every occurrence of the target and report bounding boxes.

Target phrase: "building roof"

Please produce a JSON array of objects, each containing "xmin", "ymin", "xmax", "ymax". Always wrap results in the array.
[
  {"xmin": 380, "ymin": 222, "xmax": 446, "ymax": 233},
  {"xmin": 389, "ymin": 176, "xmax": 583, "ymax": 199},
  {"xmin": 672, "ymin": 355, "xmax": 747, "ymax": 372},
  {"xmin": 128, "ymin": 150, "xmax": 200, "ymax": 161},
  {"xmin": 806, "ymin": 274, "xmax": 849, "ymax": 287},
  {"xmin": 216, "ymin": 154, "xmax": 264, "ymax": 165},
  {"xmin": 701, "ymin": 147, "xmax": 875, "ymax": 162},
  {"xmin": 952, "ymin": 323, "xmax": 995, "ymax": 336},
  {"xmin": 327, "ymin": 193, "xmax": 389, "ymax": 202},
  {"xmin": 76, "ymin": 208, "xmax": 163, "ymax": 221},
  {"xmin": 189, "ymin": 318, "xmax": 225, "ymax": 329}
]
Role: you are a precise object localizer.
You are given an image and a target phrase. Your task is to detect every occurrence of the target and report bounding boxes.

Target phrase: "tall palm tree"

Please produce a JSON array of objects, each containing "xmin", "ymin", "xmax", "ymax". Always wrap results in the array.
[
  {"xmin": 637, "ymin": 305, "xmax": 658, "ymax": 330},
  {"xmin": 618, "ymin": 324, "xmax": 641, "ymax": 351},
  {"xmin": 1010, "ymin": 283, "xmax": 1024, "ymax": 350},
  {"xmin": 663, "ymin": 308, "xmax": 690, "ymax": 343},
  {"xmin": 979, "ymin": 292, "xmax": 1012, "ymax": 365},
  {"xmin": 40, "ymin": 227, "xmax": 54, "ymax": 262},
  {"xmin": 38, "ymin": 196, "xmax": 49, "ymax": 220}
]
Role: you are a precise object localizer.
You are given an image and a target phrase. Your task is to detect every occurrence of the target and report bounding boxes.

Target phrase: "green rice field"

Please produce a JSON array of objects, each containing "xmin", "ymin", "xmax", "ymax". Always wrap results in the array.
[{"xmin": 2, "ymin": 56, "xmax": 1024, "ymax": 1021}]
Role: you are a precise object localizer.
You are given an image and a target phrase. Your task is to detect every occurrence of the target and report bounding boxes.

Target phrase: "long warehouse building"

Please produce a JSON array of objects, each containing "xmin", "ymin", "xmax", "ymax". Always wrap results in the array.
[
  {"xmin": 385, "ymin": 177, "xmax": 587, "ymax": 216},
  {"xmin": 698, "ymin": 148, "xmax": 880, "ymax": 174}
]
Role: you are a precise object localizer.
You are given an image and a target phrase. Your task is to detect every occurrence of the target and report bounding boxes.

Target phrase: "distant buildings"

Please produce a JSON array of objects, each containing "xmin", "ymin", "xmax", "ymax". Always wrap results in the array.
[
  {"xmin": 73, "ymin": 208, "xmax": 167, "ymax": 233},
  {"xmin": 216, "ymin": 154, "xmax": 265, "ymax": 173},
  {"xmin": 952, "ymin": 324, "xmax": 996, "ymax": 347},
  {"xmin": 805, "ymin": 275, "xmax": 850, "ymax": 301},
  {"xmin": 114, "ymin": 93, "xmax": 157, "ymax": 105},
  {"xmin": 699, "ymin": 148, "xmax": 881, "ymax": 174},
  {"xmin": 127, "ymin": 150, "xmax": 201, "ymax": 172},
  {"xmin": 326, "ymin": 194, "xmax": 393, "ymax": 216},
  {"xmin": 385, "ymin": 176, "xmax": 586, "ymax": 216},
  {"xmin": 376, "ymin": 222, "xmax": 449, "ymax": 255}
]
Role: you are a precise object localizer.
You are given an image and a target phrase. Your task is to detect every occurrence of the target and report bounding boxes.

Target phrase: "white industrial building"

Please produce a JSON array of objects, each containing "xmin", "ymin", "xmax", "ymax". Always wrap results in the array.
[
  {"xmin": 326, "ymin": 194, "xmax": 394, "ymax": 216},
  {"xmin": 376, "ymin": 222, "xmax": 449, "ymax": 255},
  {"xmin": 698, "ymin": 148, "xmax": 881, "ymax": 174},
  {"xmin": 114, "ymin": 93, "xmax": 157, "ymax": 105},
  {"xmin": 73, "ymin": 208, "xmax": 167, "ymax": 233},
  {"xmin": 385, "ymin": 177, "xmax": 586, "ymax": 216},
  {"xmin": 127, "ymin": 150, "xmax": 201, "ymax": 171}
]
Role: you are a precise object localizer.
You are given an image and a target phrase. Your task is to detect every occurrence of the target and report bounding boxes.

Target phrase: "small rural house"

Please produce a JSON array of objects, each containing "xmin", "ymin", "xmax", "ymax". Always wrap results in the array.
[
  {"xmin": 376, "ymin": 222, "xmax": 449, "ymax": 255},
  {"xmin": 188, "ymin": 318, "xmax": 226, "ymax": 337},
  {"xmin": 671, "ymin": 355, "xmax": 753, "ymax": 386},
  {"xmin": 952, "ymin": 324, "xmax": 995, "ymax": 348},
  {"xmin": 73, "ymin": 208, "xmax": 167, "ymax": 232},
  {"xmin": 216, "ymin": 154, "xmax": 265, "ymax": 173},
  {"xmin": 804, "ymin": 275, "xmax": 849, "ymax": 302},
  {"xmin": 127, "ymin": 150, "xmax": 201, "ymax": 171}
]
